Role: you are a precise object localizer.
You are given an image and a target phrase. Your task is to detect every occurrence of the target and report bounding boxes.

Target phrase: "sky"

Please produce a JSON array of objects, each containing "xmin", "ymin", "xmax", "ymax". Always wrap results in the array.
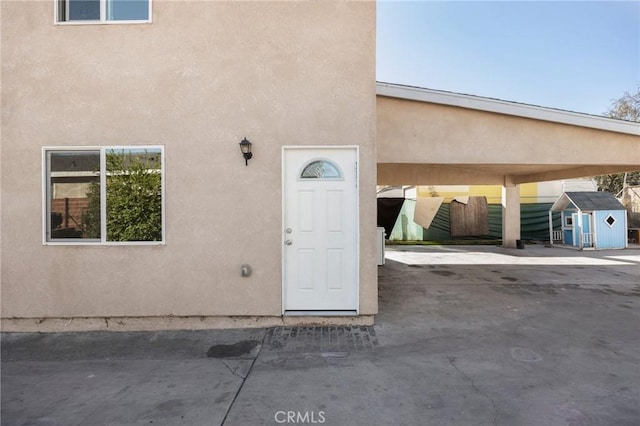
[{"xmin": 376, "ymin": 0, "xmax": 640, "ymax": 116}]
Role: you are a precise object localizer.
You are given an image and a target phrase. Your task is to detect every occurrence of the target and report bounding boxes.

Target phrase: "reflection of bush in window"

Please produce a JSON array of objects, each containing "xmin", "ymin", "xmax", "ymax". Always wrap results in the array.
[
  {"xmin": 84, "ymin": 150, "xmax": 162, "ymax": 242},
  {"xmin": 82, "ymin": 180, "xmax": 101, "ymax": 239}
]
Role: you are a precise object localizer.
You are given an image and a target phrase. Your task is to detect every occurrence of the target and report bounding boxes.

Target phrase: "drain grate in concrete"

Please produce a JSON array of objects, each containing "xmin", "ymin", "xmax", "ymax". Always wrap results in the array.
[{"xmin": 264, "ymin": 326, "xmax": 379, "ymax": 353}]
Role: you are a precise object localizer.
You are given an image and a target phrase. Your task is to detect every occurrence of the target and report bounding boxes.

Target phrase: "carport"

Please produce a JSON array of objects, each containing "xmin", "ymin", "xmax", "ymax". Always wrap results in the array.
[{"xmin": 376, "ymin": 82, "xmax": 640, "ymax": 247}]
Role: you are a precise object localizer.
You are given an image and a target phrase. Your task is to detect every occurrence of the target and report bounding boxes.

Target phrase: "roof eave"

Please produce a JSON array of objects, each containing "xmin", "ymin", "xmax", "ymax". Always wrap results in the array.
[
  {"xmin": 550, "ymin": 194, "xmax": 574, "ymax": 212},
  {"xmin": 376, "ymin": 82, "xmax": 640, "ymax": 136}
]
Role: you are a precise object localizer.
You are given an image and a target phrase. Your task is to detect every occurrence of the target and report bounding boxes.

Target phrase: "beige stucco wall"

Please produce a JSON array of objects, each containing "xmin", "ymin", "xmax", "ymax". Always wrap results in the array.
[
  {"xmin": 1, "ymin": 0, "xmax": 377, "ymax": 327},
  {"xmin": 377, "ymin": 96, "xmax": 640, "ymax": 185}
]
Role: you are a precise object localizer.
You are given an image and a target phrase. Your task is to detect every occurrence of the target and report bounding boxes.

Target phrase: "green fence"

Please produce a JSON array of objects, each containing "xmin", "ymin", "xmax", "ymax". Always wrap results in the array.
[{"xmin": 387, "ymin": 200, "xmax": 562, "ymax": 241}]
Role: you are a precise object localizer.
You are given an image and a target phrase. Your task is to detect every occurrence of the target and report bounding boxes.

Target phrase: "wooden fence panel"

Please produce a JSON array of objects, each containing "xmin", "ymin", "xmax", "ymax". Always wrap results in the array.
[{"xmin": 450, "ymin": 196, "xmax": 490, "ymax": 237}]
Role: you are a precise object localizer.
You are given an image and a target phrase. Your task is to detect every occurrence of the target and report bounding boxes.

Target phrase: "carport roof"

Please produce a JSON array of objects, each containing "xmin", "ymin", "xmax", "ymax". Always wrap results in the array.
[
  {"xmin": 550, "ymin": 191, "xmax": 625, "ymax": 212},
  {"xmin": 376, "ymin": 82, "xmax": 639, "ymax": 136}
]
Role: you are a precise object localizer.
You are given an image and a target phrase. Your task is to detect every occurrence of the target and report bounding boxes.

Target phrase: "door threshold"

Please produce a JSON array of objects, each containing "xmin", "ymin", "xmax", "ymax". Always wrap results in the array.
[{"xmin": 284, "ymin": 310, "xmax": 358, "ymax": 317}]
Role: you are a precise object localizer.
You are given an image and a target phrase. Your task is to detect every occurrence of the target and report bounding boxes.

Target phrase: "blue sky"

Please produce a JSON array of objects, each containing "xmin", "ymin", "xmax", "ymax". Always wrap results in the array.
[{"xmin": 376, "ymin": 1, "xmax": 640, "ymax": 116}]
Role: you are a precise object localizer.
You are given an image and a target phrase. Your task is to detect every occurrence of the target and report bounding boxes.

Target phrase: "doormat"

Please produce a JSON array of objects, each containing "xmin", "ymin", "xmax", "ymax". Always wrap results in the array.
[{"xmin": 264, "ymin": 326, "xmax": 379, "ymax": 353}]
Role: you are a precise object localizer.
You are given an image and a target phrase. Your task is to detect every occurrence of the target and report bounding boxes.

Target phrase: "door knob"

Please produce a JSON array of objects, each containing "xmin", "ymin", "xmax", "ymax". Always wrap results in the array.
[{"xmin": 285, "ymin": 240, "xmax": 293, "ymax": 246}]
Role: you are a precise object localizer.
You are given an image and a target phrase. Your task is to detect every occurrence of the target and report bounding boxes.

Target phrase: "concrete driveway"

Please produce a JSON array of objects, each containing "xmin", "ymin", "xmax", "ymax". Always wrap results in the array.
[{"xmin": 2, "ymin": 245, "xmax": 639, "ymax": 426}]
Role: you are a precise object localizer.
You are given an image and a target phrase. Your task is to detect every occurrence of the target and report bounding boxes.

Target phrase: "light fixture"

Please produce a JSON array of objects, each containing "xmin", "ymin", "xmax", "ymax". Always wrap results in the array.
[{"xmin": 239, "ymin": 137, "xmax": 253, "ymax": 166}]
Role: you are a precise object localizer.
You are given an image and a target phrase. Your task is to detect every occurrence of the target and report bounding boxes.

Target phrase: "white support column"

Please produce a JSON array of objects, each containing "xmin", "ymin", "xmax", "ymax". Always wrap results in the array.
[
  {"xmin": 502, "ymin": 180, "xmax": 521, "ymax": 248},
  {"xmin": 548, "ymin": 210, "xmax": 553, "ymax": 245}
]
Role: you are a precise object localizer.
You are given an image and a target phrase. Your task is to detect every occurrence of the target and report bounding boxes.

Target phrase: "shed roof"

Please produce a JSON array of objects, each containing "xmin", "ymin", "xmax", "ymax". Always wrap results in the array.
[{"xmin": 550, "ymin": 191, "xmax": 625, "ymax": 212}]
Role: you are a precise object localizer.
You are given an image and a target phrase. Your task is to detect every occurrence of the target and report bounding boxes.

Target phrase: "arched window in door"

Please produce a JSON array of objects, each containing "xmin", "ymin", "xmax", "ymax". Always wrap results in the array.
[{"xmin": 299, "ymin": 160, "xmax": 342, "ymax": 179}]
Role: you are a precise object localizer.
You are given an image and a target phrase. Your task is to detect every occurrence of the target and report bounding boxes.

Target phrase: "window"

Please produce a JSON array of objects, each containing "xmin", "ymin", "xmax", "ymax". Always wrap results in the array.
[
  {"xmin": 604, "ymin": 214, "xmax": 617, "ymax": 228},
  {"xmin": 564, "ymin": 215, "xmax": 573, "ymax": 227},
  {"xmin": 56, "ymin": 0, "xmax": 151, "ymax": 23},
  {"xmin": 300, "ymin": 160, "xmax": 342, "ymax": 179},
  {"xmin": 44, "ymin": 147, "xmax": 164, "ymax": 244}
]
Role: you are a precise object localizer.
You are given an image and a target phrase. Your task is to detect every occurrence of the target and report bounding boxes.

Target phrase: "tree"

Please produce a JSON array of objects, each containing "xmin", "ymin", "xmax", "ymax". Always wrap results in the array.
[
  {"xmin": 594, "ymin": 173, "xmax": 640, "ymax": 195},
  {"xmin": 593, "ymin": 88, "xmax": 640, "ymax": 194},
  {"xmin": 605, "ymin": 88, "xmax": 640, "ymax": 122}
]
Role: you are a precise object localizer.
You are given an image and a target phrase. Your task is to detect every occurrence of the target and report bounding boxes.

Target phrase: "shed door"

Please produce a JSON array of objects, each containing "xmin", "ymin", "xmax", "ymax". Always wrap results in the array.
[
  {"xmin": 282, "ymin": 147, "xmax": 358, "ymax": 312},
  {"xmin": 572, "ymin": 213, "xmax": 592, "ymax": 248}
]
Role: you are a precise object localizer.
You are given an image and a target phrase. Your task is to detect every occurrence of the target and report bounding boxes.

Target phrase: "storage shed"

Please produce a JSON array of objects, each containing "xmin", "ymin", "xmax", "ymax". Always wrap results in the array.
[{"xmin": 549, "ymin": 192, "xmax": 627, "ymax": 250}]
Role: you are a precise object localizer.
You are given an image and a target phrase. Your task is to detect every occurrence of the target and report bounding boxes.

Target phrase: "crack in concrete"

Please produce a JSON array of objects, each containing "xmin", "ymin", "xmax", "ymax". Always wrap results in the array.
[
  {"xmin": 447, "ymin": 356, "xmax": 499, "ymax": 426},
  {"xmin": 77, "ymin": 384, "xmax": 132, "ymax": 426},
  {"xmin": 220, "ymin": 330, "xmax": 268, "ymax": 426},
  {"xmin": 571, "ymin": 386, "xmax": 636, "ymax": 404},
  {"xmin": 219, "ymin": 359, "xmax": 247, "ymax": 380}
]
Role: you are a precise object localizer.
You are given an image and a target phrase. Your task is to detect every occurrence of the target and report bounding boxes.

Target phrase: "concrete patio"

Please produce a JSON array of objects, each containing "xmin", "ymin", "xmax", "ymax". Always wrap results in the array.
[{"xmin": 2, "ymin": 244, "xmax": 639, "ymax": 425}]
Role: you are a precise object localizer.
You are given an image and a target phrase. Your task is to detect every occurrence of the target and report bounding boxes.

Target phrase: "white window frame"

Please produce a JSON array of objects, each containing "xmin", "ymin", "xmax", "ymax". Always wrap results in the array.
[
  {"xmin": 564, "ymin": 214, "xmax": 573, "ymax": 227},
  {"xmin": 42, "ymin": 146, "xmax": 166, "ymax": 245},
  {"xmin": 54, "ymin": 0, "xmax": 152, "ymax": 25}
]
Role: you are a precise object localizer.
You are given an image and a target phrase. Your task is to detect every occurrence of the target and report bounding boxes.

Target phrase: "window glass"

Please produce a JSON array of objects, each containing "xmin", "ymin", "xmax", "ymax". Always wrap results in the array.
[
  {"xmin": 107, "ymin": 0, "xmax": 149, "ymax": 21},
  {"xmin": 68, "ymin": 0, "xmax": 100, "ymax": 20},
  {"xmin": 105, "ymin": 148, "xmax": 162, "ymax": 242},
  {"xmin": 58, "ymin": 0, "xmax": 149, "ymax": 22},
  {"xmin": 45, "ymin": 147, "xmax": 163, "ymax": 244},
  {"xmin": 48, "ymin": 151, "xmax": 101, "ymax": 240},
  {"xmin": 300, "ymin": 160, "xmax": 342, "ymax": 179}
]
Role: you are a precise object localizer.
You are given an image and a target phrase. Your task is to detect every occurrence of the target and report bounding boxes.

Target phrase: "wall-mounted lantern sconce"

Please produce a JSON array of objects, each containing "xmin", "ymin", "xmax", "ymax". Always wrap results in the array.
[{"xmin": 239, "ymin": 137, "xmax": 253, "ymax": 166}]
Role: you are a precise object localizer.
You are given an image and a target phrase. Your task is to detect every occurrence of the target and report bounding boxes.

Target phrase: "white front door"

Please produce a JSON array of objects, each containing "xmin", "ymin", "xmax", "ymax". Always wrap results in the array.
[{"xmin": 282, "ymin": 147, "xmax": 358, "ymax": 312}]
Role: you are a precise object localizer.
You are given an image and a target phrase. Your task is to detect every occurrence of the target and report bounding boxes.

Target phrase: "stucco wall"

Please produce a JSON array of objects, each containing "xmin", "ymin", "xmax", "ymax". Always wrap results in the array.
[
  {"xmin": 1, "ymin": 1, "xmax": 377, "ymax": 325},
  {"xmin": 377, "ymin": 96, "xmax": 640, "ymax": 185}
]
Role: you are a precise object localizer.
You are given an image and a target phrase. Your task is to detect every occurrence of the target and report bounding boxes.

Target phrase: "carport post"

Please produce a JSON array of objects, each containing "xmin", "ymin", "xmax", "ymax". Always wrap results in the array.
[{"xmin": 502, "ymin": 181, "xmax": 521, "ymax": 248}]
